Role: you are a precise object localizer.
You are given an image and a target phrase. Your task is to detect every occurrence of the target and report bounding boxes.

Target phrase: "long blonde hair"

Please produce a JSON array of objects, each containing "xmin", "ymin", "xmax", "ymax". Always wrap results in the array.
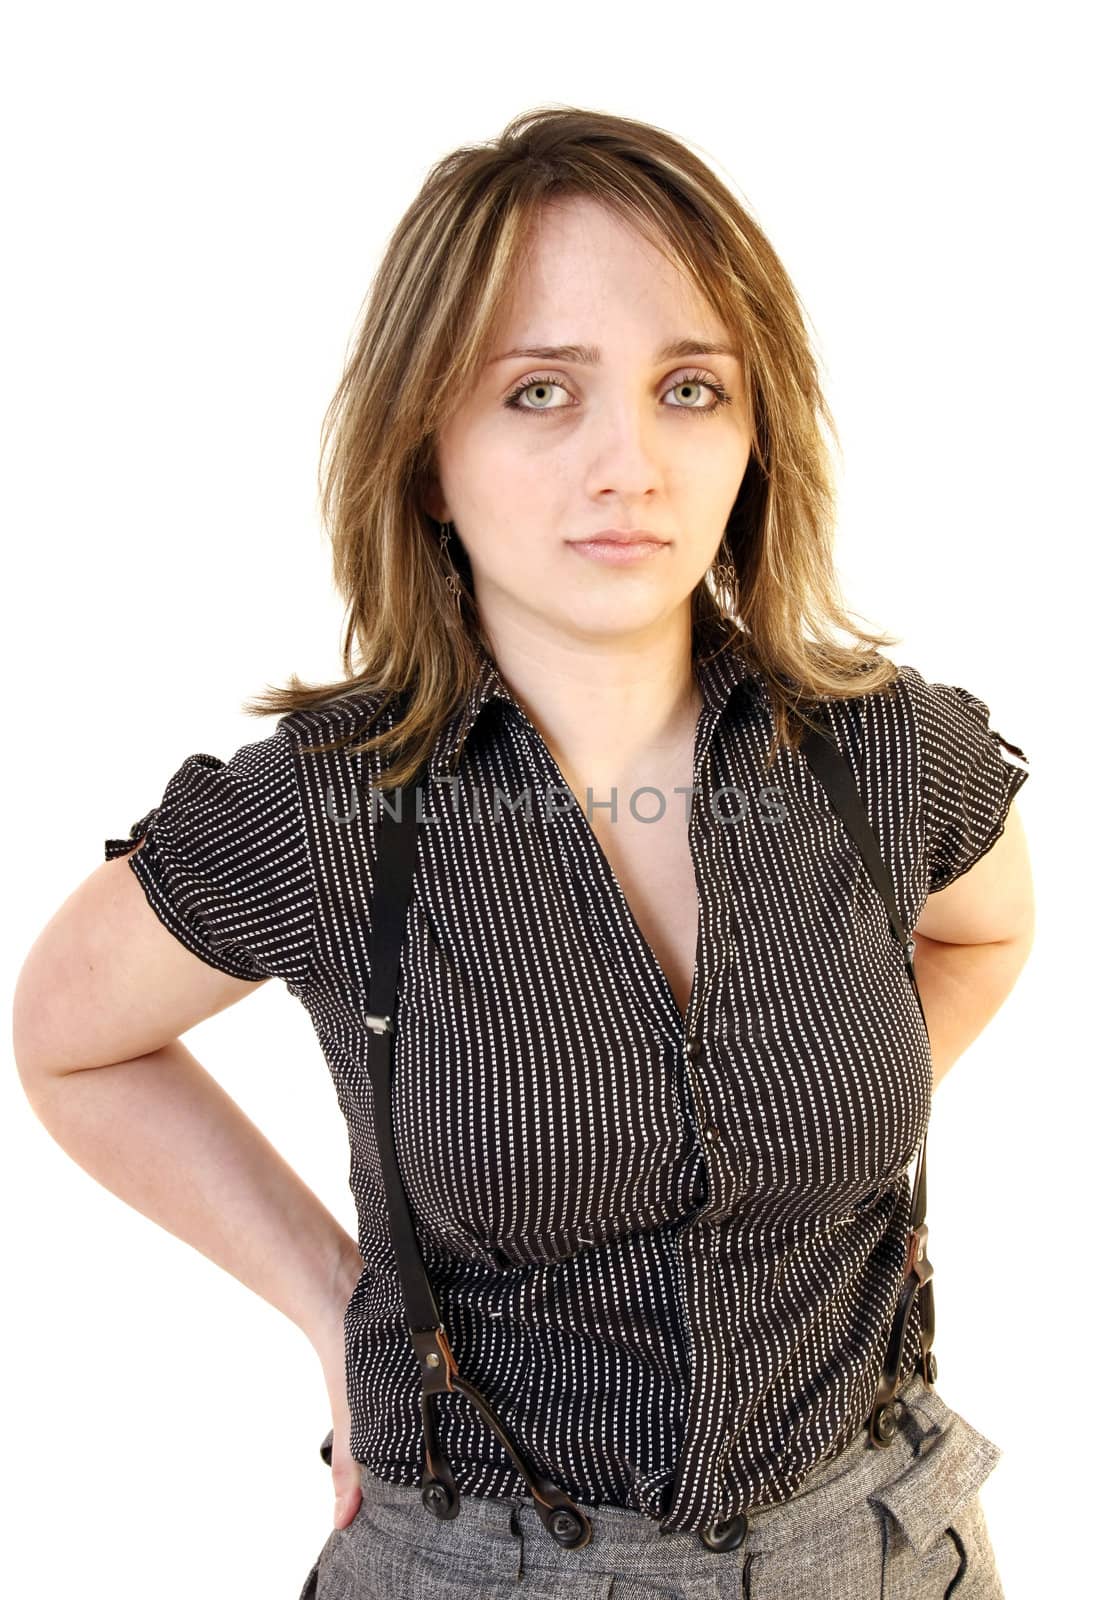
[{"xmin": 245, "ymin": 104, "xmax": 900, "ymax": 782}]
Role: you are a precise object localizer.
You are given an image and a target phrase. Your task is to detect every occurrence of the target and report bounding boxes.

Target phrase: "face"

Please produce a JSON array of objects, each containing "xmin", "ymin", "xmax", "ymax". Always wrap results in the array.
[{"xmin": 427, "ymin": 195, "xmax": 753, "ymax": 656}]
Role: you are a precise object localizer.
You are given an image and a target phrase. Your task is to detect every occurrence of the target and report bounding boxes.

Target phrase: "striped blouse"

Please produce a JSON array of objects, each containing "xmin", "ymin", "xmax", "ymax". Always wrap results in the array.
[{"xmin": 104, "ymin": 635, "xmax": 1029, "ymax": 1535}]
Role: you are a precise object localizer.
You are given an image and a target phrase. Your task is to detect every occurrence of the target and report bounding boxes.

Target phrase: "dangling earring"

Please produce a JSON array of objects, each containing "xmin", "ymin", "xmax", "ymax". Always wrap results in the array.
[
  {"xmin": 438, "ymin": 520, "xmax": 463, "ymax": 614},
  {"xmin": 711, "ymin": 542, "xmax": 739, "ymax": 616}
]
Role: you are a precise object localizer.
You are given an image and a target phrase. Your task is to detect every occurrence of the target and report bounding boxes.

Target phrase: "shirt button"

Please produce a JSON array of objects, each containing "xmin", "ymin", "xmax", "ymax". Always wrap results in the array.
[
  {"xmin": 704, "ymin": 1124, "xmax": 720, "ymax": 1143},
  {"xmin": 686, "ymin": 1037, "xmax": 704, "ymax": 1061}
]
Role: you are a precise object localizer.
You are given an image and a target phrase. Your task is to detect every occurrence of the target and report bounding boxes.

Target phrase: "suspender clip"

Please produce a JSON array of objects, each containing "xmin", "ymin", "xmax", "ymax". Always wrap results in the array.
[{"xmin": 904, "ymin": 1223, "xmax": 933, "ymax": 1288}]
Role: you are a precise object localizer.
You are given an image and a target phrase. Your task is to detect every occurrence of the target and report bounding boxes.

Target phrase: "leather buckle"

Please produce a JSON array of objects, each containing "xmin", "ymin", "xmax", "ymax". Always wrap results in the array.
[{"xmin": 904, "ymin": 1224, "xmax": 933, "ymax": 1288}]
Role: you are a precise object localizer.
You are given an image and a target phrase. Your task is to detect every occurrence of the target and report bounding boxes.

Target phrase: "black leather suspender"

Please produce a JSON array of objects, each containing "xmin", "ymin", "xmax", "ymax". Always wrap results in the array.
[
  {"xmin": 318, "ymin": 708, "xmax": 937, "ymax": 1552},
  {"xmin": 800, "ymin": 719, "xmax": 937, "ymax": 1447}
]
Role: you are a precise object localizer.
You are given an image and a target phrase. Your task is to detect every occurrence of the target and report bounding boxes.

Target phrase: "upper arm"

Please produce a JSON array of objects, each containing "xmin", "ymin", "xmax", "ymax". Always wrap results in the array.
[
  {"xmin": 913, "ymin": 796, "xmax": 1034, "ymax": 946},
  {"xmin": 13, "ymin": 841, "xmax": 268, "ymax": 1081},
  {"xmin": 13, "ymin": 721, "xmax": 318, "ymax": 1082}
]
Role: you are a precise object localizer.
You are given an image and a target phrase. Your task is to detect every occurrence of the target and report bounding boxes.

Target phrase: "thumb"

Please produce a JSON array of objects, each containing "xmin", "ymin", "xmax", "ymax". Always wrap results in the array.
[
  {"xmin": 332, "ymin": 1461, "xmax": 363, "ymax": 1530},
  {"xmin": 318, "ymin": 1363, "xmax": 363, "ymax": 1529},
  {"xmin": 333, "ymin": 1486, "xmax": 362, "ymax": 1530}
]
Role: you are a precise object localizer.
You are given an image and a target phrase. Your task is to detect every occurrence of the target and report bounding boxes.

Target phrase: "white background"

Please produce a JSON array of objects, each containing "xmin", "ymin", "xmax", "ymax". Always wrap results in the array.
[{"xmin": 2, "ymin": 3, "xmax": 1096, "ymax": 1595}]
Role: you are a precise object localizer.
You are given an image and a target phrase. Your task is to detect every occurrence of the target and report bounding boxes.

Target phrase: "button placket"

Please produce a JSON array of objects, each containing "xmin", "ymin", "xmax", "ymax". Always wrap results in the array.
[
  {"xmin": 684, "ymin": 1034, "xmax": 725, "ymax": 1161},
  {"xmin": 683, "ymin": 1033, "xmax": 715, "ymax": 1161}
]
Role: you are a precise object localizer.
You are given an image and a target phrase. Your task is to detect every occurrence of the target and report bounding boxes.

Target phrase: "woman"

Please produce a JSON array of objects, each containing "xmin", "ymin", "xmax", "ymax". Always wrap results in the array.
[{"xmin": 14, "ymin": 107, "xmax": 1032, "ymax": 1599}]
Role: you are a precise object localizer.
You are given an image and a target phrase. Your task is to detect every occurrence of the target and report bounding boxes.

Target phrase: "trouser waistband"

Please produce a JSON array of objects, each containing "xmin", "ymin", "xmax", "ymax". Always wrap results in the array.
[{"xmin": 356, "ymin": 1368, "xmax": 944, "ymax": 1563}]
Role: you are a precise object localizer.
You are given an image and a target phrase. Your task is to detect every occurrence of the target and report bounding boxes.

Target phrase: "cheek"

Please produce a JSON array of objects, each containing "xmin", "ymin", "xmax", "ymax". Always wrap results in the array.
[
  {"xmin": 456, "ymin": 438, "xmax": 553, "ymax": 526},
  {"xmin": 673, "ymin": 530, "xmax": 728, "ymax": 587},
  {"xmin": 436, "ymin": 411, "xmax": 535, "ymax": 508}
]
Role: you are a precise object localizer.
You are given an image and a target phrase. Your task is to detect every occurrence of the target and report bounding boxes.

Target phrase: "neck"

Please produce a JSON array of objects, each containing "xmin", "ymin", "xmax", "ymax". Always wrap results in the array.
[{"xmin": 477, "ymin": 615, "xmax": 703, "ymax": 796}]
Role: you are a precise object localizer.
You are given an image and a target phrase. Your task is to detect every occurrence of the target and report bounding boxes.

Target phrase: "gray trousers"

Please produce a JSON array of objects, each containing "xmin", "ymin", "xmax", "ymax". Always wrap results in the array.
[{"xmin": 298, "ymin": 1370, "xmax": 1004, "ymax": 1598}]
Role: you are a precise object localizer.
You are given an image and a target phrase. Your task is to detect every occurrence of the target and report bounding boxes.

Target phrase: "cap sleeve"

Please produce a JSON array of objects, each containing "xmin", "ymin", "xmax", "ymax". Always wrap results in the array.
[
  {"xmin": 895, "ymin": 664, "xmax": 1030, "ymax": 897},
  {"xmin": 104, "ymin": 722, "xmax": 317, "ymax": 991}
]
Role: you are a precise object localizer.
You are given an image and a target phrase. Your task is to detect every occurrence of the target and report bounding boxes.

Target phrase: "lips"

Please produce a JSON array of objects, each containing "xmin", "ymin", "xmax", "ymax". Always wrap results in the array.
[
  {"xmin": 571, "ymin": 529, "xmax": 668, "ymax": 546},
  {"xmin": 569, "ymin": 535, "xmax": 668, "ymax": 566}
]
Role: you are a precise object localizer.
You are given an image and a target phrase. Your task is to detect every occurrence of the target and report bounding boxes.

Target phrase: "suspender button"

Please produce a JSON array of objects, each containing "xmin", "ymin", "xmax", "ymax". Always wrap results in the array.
[
  {"xmin": 421, "ymin": 1481, "xmax": 453, "ymax": 1519},
  {"xmin": 872, "ymin": 1401, "xmax": 901, "ymax": 1444},
  {"xmin": 699, "ymin": 1510, "xmax": 748, "ymax": 1551},
  {"xmin": 549, "ymin": 1507, "xmax": 587, "ymax": 1546}
]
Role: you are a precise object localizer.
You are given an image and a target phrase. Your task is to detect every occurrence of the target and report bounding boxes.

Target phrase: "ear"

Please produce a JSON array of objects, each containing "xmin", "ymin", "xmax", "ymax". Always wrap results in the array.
[{"xmin": 420, "ymin": 480, "xmax": 450, "ymax": 525}]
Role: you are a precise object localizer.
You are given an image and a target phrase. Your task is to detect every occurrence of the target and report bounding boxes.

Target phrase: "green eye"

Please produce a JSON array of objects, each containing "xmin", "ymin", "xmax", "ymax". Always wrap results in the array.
[{"xmin": 502, "ymin": 371, "xmax": 733, "ymax": 417}]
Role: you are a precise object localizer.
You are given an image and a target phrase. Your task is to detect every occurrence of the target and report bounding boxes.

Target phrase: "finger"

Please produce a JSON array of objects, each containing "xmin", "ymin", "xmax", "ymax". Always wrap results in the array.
[
  {"xmin": 332, "ymin": 1458, "xmax": 363, "ymax": 1529},
  {"xmin": 333, "ymin": 1485, "xmax": 363, "ymax": 1529}
]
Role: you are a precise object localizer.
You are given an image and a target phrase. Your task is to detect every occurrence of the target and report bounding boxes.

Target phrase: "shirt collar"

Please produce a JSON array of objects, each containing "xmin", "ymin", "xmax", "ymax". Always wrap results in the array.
[{"xmin": 426, "ymin": 629, "xmax": 761, "ymax": 782}]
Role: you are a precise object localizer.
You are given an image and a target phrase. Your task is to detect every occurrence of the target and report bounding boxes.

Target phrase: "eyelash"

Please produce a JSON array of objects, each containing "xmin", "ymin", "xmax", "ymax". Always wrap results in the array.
[{"xmin": 502, "ymin": 369, "xmax": 733, "ymax": 419}]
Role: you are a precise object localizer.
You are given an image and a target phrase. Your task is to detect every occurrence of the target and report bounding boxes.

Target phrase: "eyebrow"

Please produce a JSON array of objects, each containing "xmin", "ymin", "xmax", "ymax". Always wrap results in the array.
[{"xmin": 488, "ymin": 337, "xmax": 741, "ymax": 366}]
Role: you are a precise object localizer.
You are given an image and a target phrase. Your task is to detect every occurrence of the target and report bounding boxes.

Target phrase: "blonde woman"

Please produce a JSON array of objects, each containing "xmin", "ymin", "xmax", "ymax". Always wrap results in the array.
[{"xmin": 14, "ymin": 107, "xmax": 1031, "ymax": 1599}]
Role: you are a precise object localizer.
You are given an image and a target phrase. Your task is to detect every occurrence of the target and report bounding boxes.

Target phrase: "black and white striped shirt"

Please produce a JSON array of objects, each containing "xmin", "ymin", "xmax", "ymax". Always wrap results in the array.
[{"xmin": 105, "ymin": 634, "xmax": 1029, "ymax": 1534}]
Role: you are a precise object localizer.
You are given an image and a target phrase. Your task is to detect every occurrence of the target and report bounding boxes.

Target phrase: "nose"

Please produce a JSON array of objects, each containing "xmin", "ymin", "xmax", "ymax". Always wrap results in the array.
[{"xmin": 584, "ymin": 399, "xmax": 667, "ymax": 502}]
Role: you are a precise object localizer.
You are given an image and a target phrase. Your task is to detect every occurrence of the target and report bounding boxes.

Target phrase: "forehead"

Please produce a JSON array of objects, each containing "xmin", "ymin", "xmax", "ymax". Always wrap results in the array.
[{"xmin": 485, "ymin": 207, "xmax": 732, "ymax": 370}]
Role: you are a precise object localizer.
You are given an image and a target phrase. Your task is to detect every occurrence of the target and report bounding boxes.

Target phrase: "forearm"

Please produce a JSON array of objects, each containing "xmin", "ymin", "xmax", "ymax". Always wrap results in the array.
[
  {"xmin": 21, "ymin": 1038, "xmax": 363, "ymax": 1348},
  {"xmin": 911, "ymin": 929, "xmax": 1033, "ymax": 1091}
]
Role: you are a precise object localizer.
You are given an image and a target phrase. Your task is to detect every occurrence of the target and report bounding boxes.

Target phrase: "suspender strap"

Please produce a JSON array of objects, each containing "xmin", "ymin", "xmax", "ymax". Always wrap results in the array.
[
  {"xmin": 362, "ymin": 769, "xmax": 597, "ymax": 1550},
  {"xmin": 798, "ymin": 716, "xmax": 937, "ymax": 1445}
]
